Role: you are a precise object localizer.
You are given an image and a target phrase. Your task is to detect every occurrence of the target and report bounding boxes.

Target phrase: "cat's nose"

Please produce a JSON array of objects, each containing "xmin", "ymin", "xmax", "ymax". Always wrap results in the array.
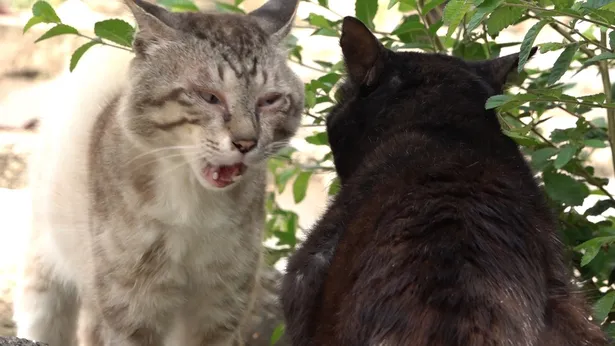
[{"xmin": 232, "ymin": 139, "xmax": 257, "ymax": 153}]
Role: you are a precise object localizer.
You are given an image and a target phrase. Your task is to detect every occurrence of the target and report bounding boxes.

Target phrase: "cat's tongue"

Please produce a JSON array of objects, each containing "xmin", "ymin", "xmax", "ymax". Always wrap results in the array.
[{"xmin": 203, "ymin": 163, "xmax": 246, "ymax": 188}]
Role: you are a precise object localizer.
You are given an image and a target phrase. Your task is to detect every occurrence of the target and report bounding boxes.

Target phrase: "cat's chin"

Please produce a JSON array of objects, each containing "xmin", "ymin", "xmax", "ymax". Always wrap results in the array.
[{"xmin": 194, "ymin": 162, "xmax": 248, "ymax": 190}]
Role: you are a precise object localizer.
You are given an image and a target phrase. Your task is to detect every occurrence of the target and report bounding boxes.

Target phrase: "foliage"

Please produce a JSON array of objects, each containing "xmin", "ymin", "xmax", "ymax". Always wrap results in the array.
[{"xmin": 23, "ymin": 0, "xmax": 615, "ymax": 341}]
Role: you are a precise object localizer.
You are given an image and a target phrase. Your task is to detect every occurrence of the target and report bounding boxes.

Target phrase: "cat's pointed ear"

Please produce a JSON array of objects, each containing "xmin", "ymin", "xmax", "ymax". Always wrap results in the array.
[
  {"xmin": 124, "ymin": 0, "xmax": 177, "ymax": 57},
  {"xmin": 340, "ymin": 16, "xmax": 386, "ymax": 87},
  {"xmin": 248, "ymin": 0, "xmax": 299, "ymax": 44},
  {"xmin": 468, "ymin": 47, "xmax": 538, "ymax": 91}
]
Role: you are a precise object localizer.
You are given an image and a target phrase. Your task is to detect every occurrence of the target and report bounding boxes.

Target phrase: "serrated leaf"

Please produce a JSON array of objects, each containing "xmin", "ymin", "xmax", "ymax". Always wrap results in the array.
[
  {"xmin": 70, "ymin": 41, "xmax": 99, "ymax": 72},
  {"xmin": 356, "ymin": 0, "xmax": 379, "ymax": 29},
  {"xmin": 486, "ymin": 6, "xmax": 524, "ymax": 37},
  {"xmin": 305, "ymin": 132, "xmax": 329, "ymax": 145},
  {"xmin": 307, "ymin": 14, "xmax": 333, "ymax": 29},
  {"xmin": 34, "ymin": 24, "xmax": 79, "ymax": 43},
  {"xmin": 423, "ymin": 0, "xmax": 448, "ymax": 13},
  {"xmin": 543, "ymin": 170, "xmax": 590, "ymax": 206},
  {"xmin": 270, "ymin": 323, "xmax": 285, "ymax": 345},
  {"xmin": 215, "ymin": 2, "xmax": 245, "ymax": 13},
  {"xmin": 554, "ymin": 144, "xmax": 577, "ymax": 169},
  {"xmin": 485, "ymin": 94, "xmax": 513, "ymax": 109},
  {"xmin": 594, "ymin": 291, "xmax": 615, "ymax": 322},
  {"xmin": 467, "ymin": 0, "xmax": 503, "ymax": 32},
  {"xmin": 552, "ymin": 0, "xmax": 574, "ymax": 9},
  {"xmin": 586, "ymin": 199, "xmax": 615, "ymax": 215},
  {"xmin": 547, "ymin": 43, "xmax": 579, "ymax": 85},
  {"xmin": 328, "ymin": 176, "xmax": 341, "ymax": 196},
  {"xmin": 23, "ymin": 16, "xmax": 44, "ymax": 33},
  {"xmin": 443, "ymin": 0, "xmax": 473, "ymax": 38},
  {"xmin": 584, "ymin": 138, "xmax": 608, "ymax": 148},
  {"xmin": 518, "ymin": 20, "xmax": 548, "ymax": 72},
  {"xmin": 574, "ymin": 236, "xmax": 615, "ymax": 266},
  {"xmin": 581, "ymin": 0, "xmax": 615, "ymax": 10},
  {"xmin": 94, "ymin": 19, "xmax": 135, "ymax": 48},
  {"xmin": 293, "ymin": 171, "xmax": 312, "ymax": 203},
  {"xmin": 158, "ymin": 0, "xmax": 199, "ymax": 11},
  {"xmin": 583, "ymin": 52, "xmax": 615, "ymax": 66},
  {"xmin": 32, "ymin": 1, "xmax": 61, "ymax": 23},
  {"xmin": 539, "ymin": 42, "xmax": 566, "ymax": 53}
]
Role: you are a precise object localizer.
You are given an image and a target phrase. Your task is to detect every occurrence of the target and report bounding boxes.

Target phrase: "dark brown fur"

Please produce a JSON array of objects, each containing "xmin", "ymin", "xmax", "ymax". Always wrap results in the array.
[{"xmin": 281, "ymin": 17, "xmax": 609, "ymax": 346}]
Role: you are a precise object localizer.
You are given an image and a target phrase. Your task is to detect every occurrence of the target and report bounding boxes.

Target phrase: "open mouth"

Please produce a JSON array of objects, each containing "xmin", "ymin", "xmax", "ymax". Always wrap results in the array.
[{"xmin": 202, "ymin": 163, "xmax": 247, "ymax": 188}]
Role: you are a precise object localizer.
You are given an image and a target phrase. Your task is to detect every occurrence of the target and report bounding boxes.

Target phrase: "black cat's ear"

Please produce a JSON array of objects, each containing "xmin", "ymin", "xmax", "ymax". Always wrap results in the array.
[
  {"xmin": 124, "ymin": 0, "xmax": 177, "ymax": 57},
  {"xmin": 468, "ymin": 47, "xmax": 538, "ymax": 91},
  {"xmin": 340, "ymin": 16, "xmax": 386, "ymax": 87}
]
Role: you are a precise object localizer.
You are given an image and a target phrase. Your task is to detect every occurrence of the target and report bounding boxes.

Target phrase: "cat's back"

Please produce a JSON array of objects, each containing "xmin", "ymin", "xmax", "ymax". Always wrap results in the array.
[{"xmin": 28, "ymin": 45, "xmax": 133, "ymax": 276}]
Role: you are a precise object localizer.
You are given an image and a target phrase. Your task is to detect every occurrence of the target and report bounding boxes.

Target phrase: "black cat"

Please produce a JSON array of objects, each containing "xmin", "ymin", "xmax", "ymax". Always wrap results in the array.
[{"xmin": 281, "ymin": 16, "xmax": 609, "ymax": 346}]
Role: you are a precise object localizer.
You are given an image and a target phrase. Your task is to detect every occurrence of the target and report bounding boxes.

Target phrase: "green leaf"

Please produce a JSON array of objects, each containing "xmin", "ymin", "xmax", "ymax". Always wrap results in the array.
[
  {"xmin": 23, "ymin": 16, "xmax": 44, "ymax": 33},
  {"xmin": 32, "ymin": 1, "xmax": 61, "ymax": 23},
  {"xmin": 539, "ymin": 42, "xmax": 567, "ymax": 53},
  {"xmin": 585, "ymin": 200, "xmax": 615, "ymax": 215},
  {"xmin": 547, "ymin": 43, "xmax": 579, "ymax": 85},
  {"xmin": 518, "ymin": 20, "xmax": 548, "ymax": 72},
  {"xmin": 584, "ymin": 138, "xmax": 608, "ymax": 148},
  {"xmin": 305, "ymin": 132, "xmax": 329, "ymax": 145},
  {"xmin": 443, "ymin": 0, "xmax": 473, "ymax": 38},
  {"xmin": 318, "ymin": 0, "xmax": 329, "ymax": 7},
  {"xmin": 543, "ymin": 171, "xmax": 590, "ymax": 206},
  {"xmin": 553, "ymin": 144, "xmax": 577, "ymax": 169},
  {"xmin": 388, "ymin": 0, "xmax": 400, "ymax": 9},
  {"xmin": 552, "ymin": 0, "xmax": 574, "ymax": 9},
  {"xmin": 94, "ymin": 19, "xmax": 135, "ymax": 48},
  {"xmin": 467, "ymin": 0, "xmax": 502, "ymax": 32},
  {"xmin": 392, "ymin": 16, "xmax": 425, "ymax": 36},
  {"xmin": 215, "ymin": 2, "xmax": 246, "ymax": 13},
  {"xmin": 293, "ymin": 171, "xmax": 312, "ymax": 203},
  {"xmin": 485, "ymin": 94, "xmax": 513, "ymax": 109},
  {"xmin": 583, "ymin": 52, "xmax": 615, "ymax": 66},
  {"xmin": 158, "ymin": 0, "xmax": 200, "ymax": 12},
  {"xmin": 270, "ymin": 323, "xmax": 285, "ymax": 345},
  {"xmin": 307, "ymin": 14, "xmax": 333, "ymax": 29},
  {"xmin": 34, "ymin": 24, "xmax": 79, "ymax": 43},
  {"xmin": 70, "ymin": 41, "xmax": 99, "ymax": 72},
  {"xmin": 486, "ymin": 6, "xmax": 524, "ymax": 37},
  {"xmin": 423, "ymin": 0, "xmax": 448, "ymax": 13},
  {"xmin": 574, "ymin": 236, "xmax": 615, "ymax": 266},
  {"xmin": 328, "ymin": 177, "xmax": 341, "ymax": 196},
  {"xmin": 582, "ymin": 0, "xmax": 615, "ymax": 10},
  {"xmin": 593, "ymin": 290, "xmax": 615, "ymax": 321},
  {"xmin": 355, "ymin": 0, "xmax": 379, "ymax": 30}
]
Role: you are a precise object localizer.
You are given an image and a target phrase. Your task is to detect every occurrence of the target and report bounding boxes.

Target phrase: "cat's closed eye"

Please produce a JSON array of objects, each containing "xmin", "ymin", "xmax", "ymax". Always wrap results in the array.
[{"xmin": 258, "ymin": 93, "xmax": 283, "ymax": 110}]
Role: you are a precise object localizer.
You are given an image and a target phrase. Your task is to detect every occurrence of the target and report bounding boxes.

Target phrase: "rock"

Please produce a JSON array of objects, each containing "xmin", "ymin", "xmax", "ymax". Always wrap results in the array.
[{"xmin": 0, "ymin": 337, "xmax": 47, "ymax": 346}]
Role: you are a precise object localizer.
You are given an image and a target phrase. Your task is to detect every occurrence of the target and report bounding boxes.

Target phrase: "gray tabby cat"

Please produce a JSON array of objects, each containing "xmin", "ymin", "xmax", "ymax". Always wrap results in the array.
[{"xmin": 12, "ymin": 0, "xmax": 304, "ymax": 345}]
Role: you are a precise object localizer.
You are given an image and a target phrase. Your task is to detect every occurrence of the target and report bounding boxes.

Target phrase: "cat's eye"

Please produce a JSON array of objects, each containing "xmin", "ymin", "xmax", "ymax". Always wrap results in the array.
[
  {"xmin": 258, "ymin": 93, "xmax": 283, "ymax": 109},
  {"xmin": 202, "ymin": 92, "xmax": 221, "ymax": 105}
]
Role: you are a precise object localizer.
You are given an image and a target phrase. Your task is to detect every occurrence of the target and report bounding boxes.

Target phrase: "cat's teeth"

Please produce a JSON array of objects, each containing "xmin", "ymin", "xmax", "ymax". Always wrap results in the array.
[{"xmin": 212, "ymin": 171, "xmax": 219, "ymax": 180}]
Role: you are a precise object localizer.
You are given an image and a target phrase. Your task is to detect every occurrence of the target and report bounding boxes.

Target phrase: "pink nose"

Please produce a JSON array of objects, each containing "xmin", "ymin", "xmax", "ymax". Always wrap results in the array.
[{"xmin": 232, "ymin": 140, "xmax": 257, "ymax": 153}]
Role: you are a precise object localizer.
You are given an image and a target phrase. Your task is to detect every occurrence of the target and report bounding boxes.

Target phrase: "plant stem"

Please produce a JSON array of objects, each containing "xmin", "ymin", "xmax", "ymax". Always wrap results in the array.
[
  {"xmin": 598, "ymin": 30, "xmax": 615, "ymax": 176},
  {"xmin": 505, "ymin": 1, "xmax": 615, "ymax": 30},
  {"xmin": 416, "ymin": 4, "xmax": 445, "ymax": 52},
  {"xmin": 76, "ymin": 34, "xmax": 133, "ymax": 52},
  {"xmin": 546, "ymin": 22, "xmax": 595, "ymax": 58}
]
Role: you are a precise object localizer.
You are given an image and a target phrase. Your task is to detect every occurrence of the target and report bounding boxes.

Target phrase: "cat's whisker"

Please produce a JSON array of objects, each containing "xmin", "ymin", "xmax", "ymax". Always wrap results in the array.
[{"xmin": 123, "ymin": 145, "xmax": 202, "ymax": 167}]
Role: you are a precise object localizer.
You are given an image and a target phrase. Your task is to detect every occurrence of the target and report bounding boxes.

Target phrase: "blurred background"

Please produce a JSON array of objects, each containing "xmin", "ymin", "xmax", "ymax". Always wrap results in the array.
[{"xmin": 0, "ymin": 0, "xmax": 613, "ymax": 343}]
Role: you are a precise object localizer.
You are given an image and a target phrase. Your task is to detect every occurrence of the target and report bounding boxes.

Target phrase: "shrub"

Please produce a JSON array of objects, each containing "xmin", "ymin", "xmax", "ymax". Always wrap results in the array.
[{"xmin": 23, "ymin": 0, "xmax": 615, "ymax": 341}]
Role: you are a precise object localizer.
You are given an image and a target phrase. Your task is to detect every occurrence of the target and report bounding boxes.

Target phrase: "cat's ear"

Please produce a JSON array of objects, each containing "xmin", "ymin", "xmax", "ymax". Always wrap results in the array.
[
  {"xmin": 340, "ymin": 16, "xmax": 386, "ymax": 87},
  {"xmin": 248, "ymin": 0, "xmax": 299, "ymax": 44},
  {"xmin": 468, "ymin": 47, "xmax": 538, "ymax": 90},
  {"xmin": 124, "ymin": 0, "xmax": 178, "ymax": 57}
]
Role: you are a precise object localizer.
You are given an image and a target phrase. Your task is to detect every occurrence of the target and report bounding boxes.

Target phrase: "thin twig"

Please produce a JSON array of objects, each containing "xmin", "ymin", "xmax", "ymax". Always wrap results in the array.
[{"xmin": 76, "ymin": 34, "xmax": 133, "ymax": 52}]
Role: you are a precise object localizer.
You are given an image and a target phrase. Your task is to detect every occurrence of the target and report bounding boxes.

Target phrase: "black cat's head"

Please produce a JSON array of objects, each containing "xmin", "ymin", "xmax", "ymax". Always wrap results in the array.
[{"xmin": 326, "ymin": 16, "xmax": 537, "ymax": 182}]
